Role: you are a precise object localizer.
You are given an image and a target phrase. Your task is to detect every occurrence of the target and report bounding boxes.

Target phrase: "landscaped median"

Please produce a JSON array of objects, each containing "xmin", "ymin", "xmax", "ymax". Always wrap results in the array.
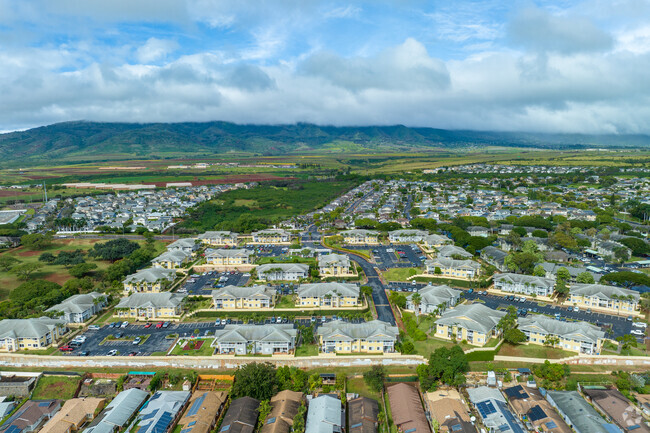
[{"xmin": 322, "ymin": 236, "xmax": 373, "ymax": 260}]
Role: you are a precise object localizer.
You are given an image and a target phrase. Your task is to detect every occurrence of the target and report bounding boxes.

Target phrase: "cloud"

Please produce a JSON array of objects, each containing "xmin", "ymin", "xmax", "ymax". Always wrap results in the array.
[
  {"xmin": 136, "ymin": 38, "xmax": 179, "ymax": 63},
  {"xmin": 323, "ymin": 5, "xmax": 362, "ymax": 19}
]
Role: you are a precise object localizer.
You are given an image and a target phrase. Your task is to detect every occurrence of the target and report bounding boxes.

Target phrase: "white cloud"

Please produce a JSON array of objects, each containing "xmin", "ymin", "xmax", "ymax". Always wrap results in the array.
[
  {"xmin": 323, "ymin": 5, "xmax": 362, "ymax": 19},
  {"xmin": 136, "ymin": 38, "xmax": 179, "ymax": 63}
]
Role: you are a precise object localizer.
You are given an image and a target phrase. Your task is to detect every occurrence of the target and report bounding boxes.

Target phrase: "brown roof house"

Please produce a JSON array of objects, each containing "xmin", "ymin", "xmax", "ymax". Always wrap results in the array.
[
  {"xmin": 348, "ymin": 396, "xmax": 380, "ymax": 433},
  {"xmin": 387, "ymin": 383, "xmax": 431, "ymax": 433},
  {"xmin": 220, "ymin": 396, "xmax": 261, "ymax": 433},
  {"xmin": 0, "ymin": 399, "xmax": 62, "ymax": 433},
  {"xmin": 583, "ymin": 388, "xmax": 650, "ymax": 433},
  {"xmin": 176, "ymin": 391, "xmax": 229, "ymax": 433},
  {"xmin": 503, "ymin": 385, "xmax": 571, "ymax": 433},
  {"xmin": 261, "ymin": 390, "xmax": 304, "ymax": 433},
  {"xmin": 39, "ymin": 397, "xmax": 106, "ymax": 433},
  {"xmin": 424, "ymin": 389, "xmax": 476, "ymax": 433}
]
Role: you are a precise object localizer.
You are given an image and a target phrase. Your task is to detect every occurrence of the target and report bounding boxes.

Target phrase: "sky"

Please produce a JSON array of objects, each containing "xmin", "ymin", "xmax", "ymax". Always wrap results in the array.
[{"xmin": 1, "ymin": 0, "xmax": 650, "ymax": 134}]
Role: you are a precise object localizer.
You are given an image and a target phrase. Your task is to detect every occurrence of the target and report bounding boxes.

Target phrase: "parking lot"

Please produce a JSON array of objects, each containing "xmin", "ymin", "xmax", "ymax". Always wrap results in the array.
[
  {"xmin": 254, "ymin": 245, "xmax": 290, "ymax": 257},
  {"xmin": 182, "ymin": 271, "xmax": 250, "ymax": 296},
  {"xmin": 347, "ymin": 244, "xmax": 425, "ymax": 270}
]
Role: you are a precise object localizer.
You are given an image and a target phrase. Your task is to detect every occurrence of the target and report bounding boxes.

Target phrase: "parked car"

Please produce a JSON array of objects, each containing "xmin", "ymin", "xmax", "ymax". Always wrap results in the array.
[
  {"xmin": 162, "ymin": 321, "xmax": 170, "ymax": 328},
  {"xmin": 59, "ymin": 345, "xmax": 74, "ymax": 352},
  {"xmin": 121, "ymin": 321, "xmax": 129, "ymax": 328},
  {"xmin": 79, "ymin": 351, "xmax": 89, "ymax": 356},
  {"xmin": 631, "ymin": 329, "xmax": 645, "ymax": 336},
  {"xmin": 88, "ymin": 325, "xmax": 100, "ymax": 331},
  {"xmin": 107, "ymin": 349, "xmax": 118, "ymax": 356},
  {"xmin": 632, "ymin": 322, "xmax": 648, "ymax": 328},
  {"xmin": 133, "ymin": 337, "xmax": 142, "ymax": 345},
  {"xmin": 114, "ymin": 332, "xmax": 123, "ymax": 339},
  {"xmin": 144, "ymin": 323, "xmax": 152, "ymax": 328},
  {"xmin": 155, "ymin": 322, "xmax": 164, "ymax": 328}
]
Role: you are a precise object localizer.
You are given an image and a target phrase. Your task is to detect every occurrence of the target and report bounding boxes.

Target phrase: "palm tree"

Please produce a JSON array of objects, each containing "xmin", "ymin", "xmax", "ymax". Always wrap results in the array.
[{"xmin": 411, "ymin": 293, "xmax": 422, "ymax": 323}]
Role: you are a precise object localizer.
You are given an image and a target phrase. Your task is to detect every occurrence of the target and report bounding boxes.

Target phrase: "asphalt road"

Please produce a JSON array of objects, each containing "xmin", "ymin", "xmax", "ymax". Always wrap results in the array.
[{"xmin": 183, "ymin": 272, "xmax": 249, "ymax": 296}]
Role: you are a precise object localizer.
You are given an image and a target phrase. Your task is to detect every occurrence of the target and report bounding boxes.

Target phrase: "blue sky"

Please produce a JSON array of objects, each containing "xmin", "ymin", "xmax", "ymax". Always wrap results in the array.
[{"xmin": 1, "ymin": 0, "xmax": 650, "ymax": 133}]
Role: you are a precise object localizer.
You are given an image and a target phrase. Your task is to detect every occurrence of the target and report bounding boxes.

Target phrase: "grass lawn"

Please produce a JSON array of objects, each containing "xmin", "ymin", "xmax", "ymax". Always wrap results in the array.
[
  {"xmin": 295, "ymin": 344, "xmax": 319, "ymax": 357},
  {"xmin": 20, "ymin": 346, "xmax": 59, "ymax": 355},
  {"xmin": 347, "ymin": 376, "xmax": 380, "ymax": 400},
  {"xmin": 401, "ymin": 311, "xmax": 472, "ymax": 355},
  {"xmin": 382, "ymin": 267, "xmax": 421, "ymax": 282},
  {"xmin": 276, "ymin": 295, "xmax": 296, "ymax": 308},
  {"xmin": 32, "ymin": 375, "xmax": 81, "ymax": 399},
  {"xmin": 497, "ymin": 343, "xmax": 575, "ymax": 359},
  {"xmin": 170, "ymin": 338, "xmax": 215, "ymax": 356}
]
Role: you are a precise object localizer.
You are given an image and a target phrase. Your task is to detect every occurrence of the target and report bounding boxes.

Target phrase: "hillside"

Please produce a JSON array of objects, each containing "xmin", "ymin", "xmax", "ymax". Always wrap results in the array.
[{"xmin": 2, "ymin": 121, "xmax": 650, "ymax": 165}]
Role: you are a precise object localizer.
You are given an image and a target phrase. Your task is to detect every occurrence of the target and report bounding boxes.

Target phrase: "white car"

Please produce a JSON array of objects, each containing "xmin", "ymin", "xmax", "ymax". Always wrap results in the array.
[
  {"xmin": 107, "ymin": 349, "xmax": 118, "ymax": 356},
  {"xmin": 121, "ymin": 321, "xmax": 129, "ymax": 328},
  {"xmin": 632, "ymin": 322, "xmax": 648, "ymax": 328},
  {"xmin": 87, "ymin": 325, "xmax": 100, "ymax": 331},
  {"xmin": 630, "ymin": 329, "xmax": 645, "ymax": 336}
]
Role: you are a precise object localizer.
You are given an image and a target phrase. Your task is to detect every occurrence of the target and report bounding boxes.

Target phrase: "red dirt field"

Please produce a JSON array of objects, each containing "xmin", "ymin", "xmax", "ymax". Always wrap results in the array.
[
  {"xmin": 16, "ymin": 249, "xmax": 40, "ymax": 257},
  {"xmin": 44, "ymin": 272, "xmax": 70, "ymax": 285},
  {"xmin": 150, "ymin": 174, "xmax": 294, "ymax": 187},
  {"xmin": 183, "ymin": 340, "xmax": 205, "ymax": 351}
]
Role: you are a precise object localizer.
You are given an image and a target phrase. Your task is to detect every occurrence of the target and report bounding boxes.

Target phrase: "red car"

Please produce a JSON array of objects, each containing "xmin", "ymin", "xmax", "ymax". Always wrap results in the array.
[
  {"xmin": 144, "ymin": 323, "xmax": 152, "ymax": 328},
  {"xmin": 155, "ymin": 321, "xmax": 164, "ymax": 328},
  {"xmin": 59, "ymin": 345, "xmax": 74, "ymax": 352}
]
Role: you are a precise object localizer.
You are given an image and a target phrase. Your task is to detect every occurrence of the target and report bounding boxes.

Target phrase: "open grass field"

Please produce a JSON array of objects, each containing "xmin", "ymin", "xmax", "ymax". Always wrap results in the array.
[
  {"xmin": 346, "ymin": 376, "xmax": 381, "ymax": 400},
  {"xmin": 497, "ymin": 342, "xmax": 575, "ymax": 359},
  {"xmin": 32, "ymin": 375, "xmax": 81, "ymax": 400},
  {"xmin": 382, "ymin": 267, "xmax": 421, "ymax": 282},
  {"xmin": 295, "ymin": 344, "xmax": 318, "ymax": 357}
]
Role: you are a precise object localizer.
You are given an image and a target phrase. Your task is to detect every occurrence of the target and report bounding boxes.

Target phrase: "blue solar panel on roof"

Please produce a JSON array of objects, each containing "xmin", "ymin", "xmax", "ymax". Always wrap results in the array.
[
  {"xmin": 180, "ymin": 429, "xmax": 193, "ymax": 433},
  {"xmin": 451, "ymin": 424, "xmax": 463, "ymax": 431},
  {"xmin": 528, "ymin": 405, "xmax": 547, "ymax": 422},
  {"xmin": 498, "ymin": 424, "xmax": 510, "ymax": 432},
  {"xmin": 188, "ymin": 421, "xmax": 196, "ymax": 427},
  {"xmin": 404, "ymin": 428, "xmax": 417, "ymax": 433},
  {"xmin": 504, "ymin": 386, "xmax": 527, "ymax": 400},
  {"xmin": 629, "ymin": 426, "xmax": 641, "ymax": 431},
  {"xmin": 476, "ymin": 401, "xmax": 497, "ymax": 418},
  {"xmin": 38, "ymin": 402, "xmax": 50, "ymax": 407},
  {"xmin": 350, "ymin": 423, "xmax": 363, "ymax": 429},
  {"xmin": 5, "ymin": 426, "xmax": 22, "ymax": 433},
  {"xmin": 187, "ymin": 394, "xmax": 207, "ymax": 417},
  {"xmin": 545, "ymin": 421, "xmax": 558, "ymax": 429},
  {"xmin": 267, "ymin": 417, "xmax": 277, "ymax": 424},
  {"xmin": 152, "ymin": 412, "xmax": 173, "ymax": 433}
]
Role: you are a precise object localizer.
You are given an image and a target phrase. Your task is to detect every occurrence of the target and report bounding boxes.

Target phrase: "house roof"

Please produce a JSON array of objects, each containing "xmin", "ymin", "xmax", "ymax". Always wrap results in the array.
[
  {"xmin": 317, "ymin": 320, "xmax": 398, "ymax": 342},
  {"xmin": 206, "ymin": 248, "xmax": 254, "ymax": 259},
  {"xmin": 261, "ymin": 390, "xmax": 304, "ymax": 433},
  {"xmin": 426, "ymin": 257, "xmax": 481, "ymax": 271},
  {"xmin": 305, "ymin": 395, "xmax": 342, "ymax": 433},
  {"xmin": 503, "ymin": 386, "xmax": 571, "ymax": 433},
  {"xmin": 213, "ymin": 324, "xmax": 297, "ymax": 344},
  {"xmin": 152, "ymin": 250, "xmax": 191, "ymax": 264},
  {"xmin": 481, "ymin": 246, "xmax": 508, "ymax": 261},
  {"xmin": 318, "ymin": 254, "xmax": 350, "ymax": 267},
  {"xmin": 136, "ymin": 391, "xmax": 191, "ymax": 433},
  {"xmin": 583, "ymin": 389, "xmax": 650, "ymax": 433},
  {"xmin": 116, "ymin": 292, "xmax": 186, "ymax": 310},
  {"xmin": 387, "ymin": 383, "xmax": 431, "ymax": 433},
  {"xmin": 40, "ymin": 398, "xmax": 105, "ymax": 433},
  {"xmin": 348, "ymin": 397, "xmax": 379, "ymax": 433},
  {"xmin": 45, "ymin": 292, "xmax": 106, "ymax": 315},
  {"xmin": 198, "ymin": 231, "xmax": 238, "ymax": 240},
  {"xmin": 341, "ymin": 229, "xmax": 379, "ymax": 236},
  {"xmin": 569, "ymin": 284, "xmax": 640, "ymax": 302},
  {"xmin": 257, "ymin": 263, "xmax": 309, "ymax": 274},
  {"xmin": 0, "ymin": 400, "xmax": 61, "ymax": 433},
  {"xmin": 84, "ymin": 388, "xmax": 149, "ymax": 433},
  {"xmin": 435, "ymin": 304, "xmax": 505, "ymax": 334},
  {"xmin": 437, "ymin": 245, "xmax": 473, "ymax": 258},
  {"xmin": 494, "ymin": 273, "xmax": 555, "ymax": 290},
  {"xmin": 220, "ymin": 397, "xmax": 260, "ymax": 433},
  {"xmin": 518, "ymin": 314, "xmax": 605, "ymax": 344},
  {"xmin": 212, "ymin": 285, "xmax": 275, "ymax": 301},
  {"xmin": 546, "ymin": 391, "xmax": 617, "ymax": 433},
  {"xmin": 298, "ymin": 282, "xmax": 359, "ymax": 298},
  {"xmin": 0, "ymin": 317, "xmax": 65, "ymax": 340},
  {"xmin": 168, "ymin": 238, "xmax": 198, "ymax": 249},
  {"xmin": 407, "ymin": 284, "xmax": 461, "ymax": 307},
  {"xmin": 123, "ymin": 267, "xmax": 177, "ymax": 284},
  {"xmin": 177, "ymin": 391, "xmax": 228, "ymax": 433}
]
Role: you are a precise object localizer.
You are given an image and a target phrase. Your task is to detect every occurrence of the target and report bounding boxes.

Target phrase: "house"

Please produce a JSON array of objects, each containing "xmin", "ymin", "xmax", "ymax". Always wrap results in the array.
[
  {"xmin": 115, "ymin": 292, "xmax": 186, "ymax": 319},
  {"xmin": 297, "ymin": 282, "xmax": 360, "ymax": 308},
  {"xmin": 45, "ymin": 292, "xmax": 107, "ymax": 324},
  {"xmin": 568, "ymin": 283, "xmax": 640, "ymax": 314},
  {"xmin": 84, "ymin": 388, "xmax": 149, "ymax": 433},
  {"xmin": 540, "ymin": 263, "xmax": 601, "ymax": 283},
  {"xmin": 387, "ymin": 383, "xmax": 431, "ymax": 433},
  {"xmin": 134, "ymin": 391, "xmax": 191, "ymax": 433},
  {"xmin": 211, "ymin": 285, "xmax": 276, "ymax": 309},
  {"xmin": 388, "ymin": 229, "xmax": 427, "ymax": 243},
  {"xmin": 212, "ymin": 324, "xmax": 297, "ymax": 355},
  {"xmin": 151, "ymin": 250, "xmax": 191, "ymax": 269},
  {"xmin": 518, "ymin": 314, "xmax": 605, "ymax": 354},
  {"xmin": 425, "ymin": 257, "xmax": 481, "ymax": 279},
  {"xmin": 467, "ymin": 387, "xmax": 525, "ymax": 433},
  {"xmin": 0, "ymin": 317, "xmax": 67, "ymax": 352},
  {"xmin": 596, "ymin": 241, "xmax": 631, "ymax": 260},
  {"xmin": 205, "ymin": 248, "xmax": 254, "ymax": 267},
  {"xmin": 197, "ymin": 231, "xmax": 239, "ymax": 247},
  {"xmin": 467, "ymin": 226, "xmax": 489, "ymax": 237},
  {"xmin": 504, "ymin": 385, "xmax": 571, "ymax": 433},
  {"xmin": 583, "ymin": 388, "xmax": 650, "ymax": 433},
  {"xmin": 251, "ymin": 229, "xmax": 292, "ymax": 244},
  {"xmin": 220, "ymin": 397, "xmax": 260, "ymax": 433},
  {"xmin": 425, "ymin": 389, "xmax": 476, "ymax": 433},
  {"xmin": 436, "ymin": 245, "xmax": 473, "ymax": 258},
  {"xmin": 122, "ymin": 267, "xmax": 177, "ymax": 294},
  {"xmin": 341, "ymin": 229, "xmax": 380, "ymax": 245},
  {"xmin": 257, "ymin": 263, "xmax": 309, "ymax": 281},
  {"xmin": 317, "ymin": 320, "xmax": 398, "ymax": 354},
  {"xmin": 176, "ymin": 391, "xmax": 229, "ymax": 433},
  {"xmin": 434, "ymin": 304, "xmax": 506, "ymax": 346},
  {"xmin": 423, "ymin": 234, "xmax": 453, "ymax": 249},
  {"xmin": 0, "ymin": 399, "xmax": 61, "ymax": 433},
  {"xmin": 348, "ymin": 397, "xmax": 379, "ymax": 433},
  {"xmin": 405, "ymin": 284, "xmax": 461, "ymax": 315},
  {"xmin": 481, "ymin": 246, "xmax": 508, "ymax": 271},
  {"xmin": 546, "ymin": 391, "xmax": 621, "ymax": 433},
  {"xmin": 40, "ymin": 397, "xmax": 106, "ymax": 433},
  {"xmin": 261, "ymin": 390, "xmax": 304, "ymax": 433},
  {"xmin": 305, "ymin": 395, "xmax": 343, "ymax": 433},
  {"xmin": 493, "ymin": 273, "xmax": 555, "ymax": 297},
  {"xmin": 167, "ymin": 238, "xmax": 200, "ymax": 255},
  {"xmin": 318, "ymin": 253, "xmax": 353, "ymax": 276}
]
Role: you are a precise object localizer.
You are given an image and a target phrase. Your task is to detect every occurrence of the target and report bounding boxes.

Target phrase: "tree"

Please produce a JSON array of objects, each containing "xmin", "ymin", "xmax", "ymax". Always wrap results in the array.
[
  {"xmin": 617, "ymin": 334, "xmax": 638, "ymax": 351},
  {"xmin": 12, "ymin": 262, "xmax": 42, "ymax": 280},
  {"xmin": 360, "ymin": 285, "xmax": 373, "ymax": 301},
  {"xmin": 89, "ymin": 238, "xmax": 140, "ymax": 262},
  {"xmin": 38, "ymin": 253, "xmax": 56, "ymax": 264},
  {"xmin": 292, "ymin": 402, "xmax": 307, "ymax": 433},
  {"xmin": 411, "ymin": 293, "xmax": 422, "ymax": 323},
  {"xmin": 543, "ymin": 335, "xmax": 560, "ymax": 347},
  {"xmin": 533, "ymin": 360, "xmax": 570, "ymax": 382},
  {"xmin": 620, "ymin": 237, "xmax": 650, "ymax": 256},
  {"xmin": 0, "ymin": 256, "xmax": 19, "ymax": 271},
  {"xmin": 556, "ymin": 267, "xmax": 571, "ymax": 283},
  {"xmin": 69, "ymin": 262, "xmax": 98, "ymax": 278},
  {"xmin": 533, "ymin": 265, "xmax": 546, "ymax": 277},
  {"xmin": 20, "ymin": 233, "xmax": 53, "ymax": 250},
  {"xmin": 54, "ymin": 250, "xmax": 86, "ymax": 267},
  {"xmin": 389, "ymin": 292, "xmax": 407, "ymax": 309},
  {"xmin": 257, "ymin": 400, "xmax": 272, "ymax": 431},
  {"xmin": 363, "ymin": 365, "xmax": 385, "ymax": 393},
  {"xmin": 231, "ymin": 362, "xmax": 278, "ymax": 401},
  {"xmin": 555, "ymin": 279, "xmax": 569, "ymax": 297},
  {"xmin": 503, "ymin": 328, "xmax": 526, "ymax": 345},
  {"xmin": 399, "ymin": 340, "xmax": 415, "ymax": 354},
  {"xmin": 418, "ymin": 345, "xmax": 469, "ymax": 390},
  {"xmin": 576, "ymin": 272, "xmax": 595, "ymax": 284}
]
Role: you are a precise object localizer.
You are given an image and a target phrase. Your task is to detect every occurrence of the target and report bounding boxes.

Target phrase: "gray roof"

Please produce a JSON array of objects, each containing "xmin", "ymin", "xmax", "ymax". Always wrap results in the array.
[
  {"xmin": 426, "ymin": 257, "xmax": 481, "ymax": 271},
  {"xmin": 257, "ymin": 263, "xmax": 309, "ymax": 274},
  {"xmin": 423, "ymin": 234, "xmax": 452, "ymax": 244},
  {"xmin": 46, "ymin": 292, "xmax": 106, "ymax": 315},
  {"xmin": 389, "ymin": 229, "xmax": 427, "ymax": 238},
  {"xmin": 341, "ymin": 229, "xmax": 379, "ymax": 236},
  {"xmin": 546, "ymin": 391, "xmax": 614, "ymax": 433},
  {"xmin": 494, "ymin": 273, "xmax": 555, "ymax": 290},
  {"xmin": 407, "ymin": 284, "xmax": 461, "ymax": 306},
  {"xmin": 85, "ymin": 388, "xmax": 149, "ymax": 433},
  {"xmin": 481, "ymin": 246, "xmax": 508, "ymax": 261},
  {"xmin": 123, "ymin": 267, "xmax": 177, "ymax": 284},
  {"xmin": 168, "ymin": 238, "xmax": 198, "ymax": 249},
  {"xmin": 518, "ymin": 314, "xmax": 605, "ymax": 344},
  {"xmin": 298, "ymin": 282, "xmax": 359, "ymax": 298},
  {"xmin": 317, "ymin": 320, "xmax": 398, "ymax": 342},
  {"xmin": 198, "ymin": 231, "xmax": 239, "ymax": 240},
  {"xmin": 569, "ymin": 283, "xmax": 640, "ymax": 302},
  {"xmin": 214, "ymin": 324, "xmax": 297, "ymax": 344},
  {"xmin": 318, "ymin": 253, "xmax": 350, "ymax": 267},
  {"xmin": 305, "ymin": 395, "xmax": 342, "ymax": 433},
  {"xmin": 0, "ymin": 317, "xmax": 65, "ymax": 340},
  {"xmin": 212, "ymin": 285, "xmax": 275, "ymax": 300},
  {"xmin": 435, "ymin": 304, "xmax": 506, "ymax": 334},
  {"xmin": 467, "ymin": 386, "xmax": 505, "ymax": 404},
  {"xmin": 136, "ymin": 391, "xmax": 191, "ymax": 433},
  {"xmin": 152, "ymin": 250, "xmax": 190, "ymax": 263},
  {"xmin": 116, "ymin": 292, "xmax": 186, "ymax": 309},
  {"xmin": 206, "ymin": 248, "xmax": 254, "ymax": 259},
  {"xmin": 541, "ymin": 263, "xmax": 601, "ymax": 281},
  {"xmin": 437, "ymin": 245, "xmax": 473, "ymax": 258}
]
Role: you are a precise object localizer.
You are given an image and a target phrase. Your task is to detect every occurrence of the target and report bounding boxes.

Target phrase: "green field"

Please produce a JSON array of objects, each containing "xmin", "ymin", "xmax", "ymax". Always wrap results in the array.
[
  {"xmin": 382, "ymin": 267, "xmax": 421, "ymax": 282},
  {"xmin": 497, "ymin": 342, "xmax": 575, "ymax": 359},
  {"xmin": 32, "ymin": 375, "xmax": 81, "ymax": 399}
]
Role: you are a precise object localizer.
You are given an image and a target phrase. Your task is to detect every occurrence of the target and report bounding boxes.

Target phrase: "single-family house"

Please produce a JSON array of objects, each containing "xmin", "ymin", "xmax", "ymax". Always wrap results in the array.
[
  {"xmin": 133, "ymin": 391, "xmax": 191, "ymax": 433},
  {"xmin": 504, "ymin": 385, "xmax": 571, "ymax": 433},
  {"xmin": 387, "ymin": 384, "xmax": 431, "ymax": 433},
  {"xmin": 220, "ymin": 397, "xmax": 260, "ymax": 433},
  {"xmin": 348, "ymin": 397, "xmax": 379, "ymax": 433},
  {"xmin": 467, "ymin": 387, "xmax": 525, "ymax": 433},
  {"xmin": 305, "ymin": 395, "xmax": 343, "ymax": 433},
  {"xmin": 546, "ymin": 391, "xmax": 620, "ymax": 433},
  {"xmin": 583, "ymin": 388, "xmax": 649, "ymax": 433},
  {"xmin": 84, "ymin": 388, "xmax": 149, "ymax": 433},
  {"xmin": 0, "ymin": 399, "xmax": 61, "ymax": 433},
  {"xmin": 39, "ymin": 397, "xmax": 106, "ymax": 433},
  {"xmin": 261, "ymin": 390, "xmax": 304, "ymax": 433},
  {"xmin": 176, "ymin": 391, "xmax": 228, "ymax": 433}
]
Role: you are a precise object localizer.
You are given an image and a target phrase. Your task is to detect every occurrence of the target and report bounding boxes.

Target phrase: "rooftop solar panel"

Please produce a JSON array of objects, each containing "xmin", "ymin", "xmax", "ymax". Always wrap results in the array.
[
  {"xmin": 187, "ymin": 394, "xmax": 207, "ymax": 417},
  {"xmin": 476, "ymin": 401, "xmax": 497, "ymax": 418},
  {"xmin": 545, "ymin": 421, "xmax": 558, "ymax": 429},
  {"xmin": 528, "ymin": 405, "xmax": 547, "ymax": 422},
  {"xmin": 504, "ymin": 386, "xmax": 527, "ymax": 400}
]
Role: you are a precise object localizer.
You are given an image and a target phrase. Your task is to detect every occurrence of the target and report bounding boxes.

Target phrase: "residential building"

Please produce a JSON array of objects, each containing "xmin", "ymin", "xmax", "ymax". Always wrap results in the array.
[
  {"xmin": 387, "ymin": 383, "xmax": 431, "ymax": 433},
  {"xmin": 341, "ymin": 229, "xmax": 380, "ymax": 245},
  {"xmin": 317, "ymin": 320, "xmax": 398, "ymax": 354},
  {"xmin": 423, "ymin": 234, "xmax": 453, "ymax": 249},
  {"xmin": 348, "ymin": 397, "xmax": 379, "ymax": 433},
  {"xmin": 151, "ymin": 250, "xmax": 191, "ymax": 269},
  {"xmin": 211, "ymin": 285, "xmax": 276, "ymax": 309},
  {"xmin": 257, "ymin": 263, "xmax": 309, "ymax": 281},
  {"xmin": 261, "ymin": 390, "xmax": 304, "ymax": 433},
  {"xmin": 568, "ymin": 283, "xmax": 640, "ymax": 314},
  {"xmin": 467, "ymin": 387, "xmax": 525, "ymax": 433},
  {"xmin": 84, "ymin": 388, "xmax": 149, "ymax": 433},
  {"xmin": 517, "ymin": 314, "xmax": 605, "ymax": 354},
  {"xmin": 40, "ymin": 397, "xmax": 105, "ymax": 433},
  {"xmin": 493, "ymin": 273, "xmax": 555, "ymax": 297},
  {"xmin": 467, "ymin": 226, "xmax": 489, "ymax": 237},
  {"xmin": 115, "ymin": 292, "xmax": 186, "ymax": 319},
  {"xmin": 425, "ymin": 257, "xmax": 481, "ymax": 279},
  {"xmin": 167, "ymin": 238, "xmax": 200, "ymax": 255},
  {"xmin": 546, "ymin": 391, "xmax": 621, "ymax": 433},
  {"xmin": 212, "ymin": 324, "xmax": 297, "ymax": 355},
  {"xmin": 305, "ymin": 395, "xmax": 343, "ymax": 433},
  {"xmin": 197, "ymin": 231, "xmax": 239, "ymax": 247},
  {"xmin": 133, "ymin": 391, "xmax": 191, "ymax": 433},
  {"xmin": 481, "ymin": 247, "xmax": 508, "ymax": 271},
  {"xmin": 0, "ymin": 399, "xmax": 61, "ymax": 433},
  {"xmin": 318, "ymin": 253, "xmax": 353, "ymax": 276},
  {"xmin": 435, "ymin": 304, "xmax": 506, "ymax": 346},
  {"xmin": 297, "ymin": 282, "xmax": 360, "ymax": 308},
  {"xmin": 583, "ymin": 388, "xmax": 649, "ymax": 433},
  {"xmin": 503, "ymin": 385, "xmax": 571, "ymax": 433},
  {"xmin": 405, "ymin": 284, "xmax": 461, "ymax": 315},
  {"xmin": 425, "ymin": 389, "xmax": 476, "ymax": 433},
  {"xmin": 176, "ymin": 391, "xmax": 228, "ymax": 433},
  {"xmin": 0, "ymin": 318, "xmax": 67, "ymax": 352},
  {"xmin": 45, "ymin": 292, "xmax": 107, "ymax": 324},
  {"xmin": 220, "ymin": 397, "xmax": 260, "ymax": 433},
  {"xmin": 205, "ymin": 248, "xmax": 254, "ymax": 267},
  {"xmin": 251, "ymin": 229, "xmax": 292, "ymax": 244},
  {"xmin": 436, "ymin": 245, "xmax": 473, "ymax": 258},
  {"xmin": 540, "ymin": 263, "xmax": 601, "ymax": 283},
  {"xmin": 122, "ymin": 267, "xmax": 177, "ymax": 294},
  {"xmin": 388, "ymin": 229, "xmax": 427, "ymax": 243}
]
